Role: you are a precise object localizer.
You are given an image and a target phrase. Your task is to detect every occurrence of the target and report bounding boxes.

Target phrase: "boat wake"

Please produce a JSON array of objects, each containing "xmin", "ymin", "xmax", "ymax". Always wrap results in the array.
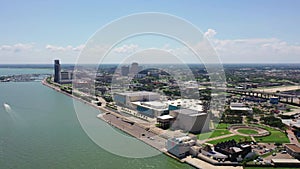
[
  {"xmin": 3, "ymin": 103, "xmax": 11, "ymax": 112},
  {"xmin": 3, "ymin": 103, "xmax": 19, "ymax": 121}
]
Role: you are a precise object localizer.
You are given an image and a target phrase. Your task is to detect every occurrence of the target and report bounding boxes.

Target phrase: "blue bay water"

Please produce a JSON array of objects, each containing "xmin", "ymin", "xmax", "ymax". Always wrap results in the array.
[
  {"xmin": 0, "ymin": 68, "xmax": 52, "ymax": 76},
  {"xmin": 0, "ymin": 68, "xmax": 193, "ymax": 169}
]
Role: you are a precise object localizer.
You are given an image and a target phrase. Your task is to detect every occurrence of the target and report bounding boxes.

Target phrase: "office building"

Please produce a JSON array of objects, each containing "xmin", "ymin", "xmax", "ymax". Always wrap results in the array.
[
  {"xmin": 230, "ymin": 102, "xmax": 253, "ymax": 114},
  {"xmin": 131, "ymin": 101, "xmax": 169, "ymax": 118},
  {"xmin": 284, "ymin": 144, "xmax": 300, "ymax": 160},
  {"xmin": 53, "ymin": 59, "xmax": 73, "ymax": 84},
  {"xmin": 113, "ymin": 91, "xmax": 160, "ymax": 108},
  {"xmin": 54, "ymin": 59, "xmax": 61, "ymax": 83},
  {"xmin": 61, "ymin": 71, "xmax": 70, "ymax": 80},
  {"xmin": 60, "ymin": 71, "xmax": 73, "ymax": 84},
  {"xmin": 157, "ymin": 115, "xmax": 174, "ymax": 129},
  {"xmin": 130, "ymin": 62, "xmax": 139, "ymax": 75},
  {"xmin": 121, "ymin": 65, "xmax": 130, "ymax": 76}
]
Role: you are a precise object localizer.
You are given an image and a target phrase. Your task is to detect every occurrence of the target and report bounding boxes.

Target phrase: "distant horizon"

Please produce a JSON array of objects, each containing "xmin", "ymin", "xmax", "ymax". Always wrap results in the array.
[{"xmin": 1, "ymin": 62, "xmax": 300, "ymax": 66}]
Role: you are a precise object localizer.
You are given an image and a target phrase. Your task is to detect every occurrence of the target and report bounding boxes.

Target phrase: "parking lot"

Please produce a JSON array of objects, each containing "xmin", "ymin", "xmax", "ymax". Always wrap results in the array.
[{"xmin": 251, "ymin": 142, "xmax": 294, "ymax": 163}]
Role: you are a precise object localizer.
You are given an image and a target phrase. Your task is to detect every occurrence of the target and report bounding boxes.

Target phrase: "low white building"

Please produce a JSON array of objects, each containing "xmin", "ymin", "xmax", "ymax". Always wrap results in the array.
[
  {"xmin": 166, "ymin": 136, "xmax": 196, "ymax": 158},
  {"xmin": 113, "ymin": 91, "xmax": 160, "ymax": 108},
  {"xmin": 131, "ymin": 101, "xmax": 169, "ymax": 118},
  {"xmin": 282, "ymin": 119, "xmax": 300, "ymax": 129},
  {"xmin": 168, "ymin": 99, "xmax": 204, "ymax": 112},
  {"xmin": 230, "ymin": 102, "xmax": 253, "ymax": 114}
]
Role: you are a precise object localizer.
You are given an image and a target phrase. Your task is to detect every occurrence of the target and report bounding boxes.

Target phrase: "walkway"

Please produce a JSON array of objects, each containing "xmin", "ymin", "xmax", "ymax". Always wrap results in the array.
[
  {"xmin": 199, "ymin": 133, "xmax": 236, "ymax": 144},
  {"xmin": 184, "ymin": 156, "xmax": 243, "ymax": 169},
  {"xmin": 287, "ymin": 129, "xmax": 300, "ymax": 146}
]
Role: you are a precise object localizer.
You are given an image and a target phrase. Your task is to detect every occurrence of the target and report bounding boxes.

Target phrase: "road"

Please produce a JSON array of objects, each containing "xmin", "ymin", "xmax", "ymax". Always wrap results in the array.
[
  {"xmin": 101, "ymin": 113, "xmax": 167, "ymax": 151},
  {"xmin": 254, "ymin": 85, "xmax": 300, "ymax": 93}
]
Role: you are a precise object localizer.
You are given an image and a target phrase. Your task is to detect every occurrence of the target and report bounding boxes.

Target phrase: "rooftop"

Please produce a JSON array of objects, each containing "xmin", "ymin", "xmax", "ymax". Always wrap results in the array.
[
  {"xmin": 230, "ymin": 102, "xmax": 246, "ymax": 107},
  {"xmin": 116, "ymin": 91, "xmax": 160, "ymax": 97},
  {"xmin": 285, "ymin": 144, "xmax": 300, "ymax": 152},
  {"xmin": 170, "ymin": 136, "xmax": 196, "ymax": 144},
  {"xmin": 132, "ymin": 101, "xmax": 168, "ymax": 111},
  {"xmin": 231, "ymin": 147, "xmax": 242, "ymax": 153},
  {"xmin": 271, "ymin": 158, "xmax": 300, "ymax": 164},
  {"xmin": 230, "ymin": 102, "xmax": 252, "ymax": 111},
  {"xmin": 168, "ymin": 99, "xmax": 204, "ymax": 112},
  {"xmin": 140, "ymin": 101, "xmax": 168, "ymax": 109},
  {"xmin": 177, "ymin": 108, "xmax": 207, "ymax": 116},
  {"xmin": 282, "ymin": 119, "xmax": 300, "ymax": 128},
  {"xmin": 157, "ymin": 115, "xmax": 174, "ymax": 120}
]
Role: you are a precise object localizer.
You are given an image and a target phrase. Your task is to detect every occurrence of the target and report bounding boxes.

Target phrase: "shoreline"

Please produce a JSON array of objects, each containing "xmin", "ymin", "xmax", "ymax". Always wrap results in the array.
[
  {"xmin": 41, "ymin": 80, "xmax": 191, "ymax": 165},
  {"xmin": 41, "ymin": 79, "xmax": 244, "ymax": 169}
]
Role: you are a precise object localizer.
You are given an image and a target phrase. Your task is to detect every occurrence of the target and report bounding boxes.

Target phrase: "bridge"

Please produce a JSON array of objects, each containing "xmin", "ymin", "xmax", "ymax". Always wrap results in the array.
[{"xmin": 227, "ymin": 89, "xmax": 300, "ymax": 106}]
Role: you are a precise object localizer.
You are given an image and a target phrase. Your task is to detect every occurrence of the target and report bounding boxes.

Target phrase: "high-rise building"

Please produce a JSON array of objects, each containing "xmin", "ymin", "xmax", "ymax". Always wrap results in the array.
[
  {"xmin": 54, "ymin": 59, "xmax": 61, "ymax": 83},
  {"xmin": 60, "ymin": 71, "xmax": 73, "ymax": 84},
  {"xmin": 130, "ymin": 62, "xmax": 139, "ymax": 75},
  {"xmin": 121, "ymin": 65, "xmax": 130, "ymax": 76},
  {"xmin": 60, "ymin": 71, "xmax": 70, "ymax": 80}
]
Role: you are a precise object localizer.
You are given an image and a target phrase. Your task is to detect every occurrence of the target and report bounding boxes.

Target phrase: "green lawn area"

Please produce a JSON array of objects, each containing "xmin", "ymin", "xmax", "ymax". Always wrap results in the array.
[
  {"xmin": 215, "ymin": 123, "xmax": 230, "ymax": 129},
  {"xmin": 204, "ymin": 123, "xmax": 290, "ymax": 144},
  {"xmin": 237, "ymin": 129, "xmax": 258, "ymax": 135},
  {"xmin": 207, "ymin": 135, "xmax": 252, "ymax": 145},
  {"xmin": 197, "ymin": 131, "xmax": 213, "ymax": 140},
  {"xmin": 197, "ymin": 129, "xmax": 232, "ymax": 140},
  {"xmin": 252, "ymin": 125, "xmax": 290, "ymax": 143}
]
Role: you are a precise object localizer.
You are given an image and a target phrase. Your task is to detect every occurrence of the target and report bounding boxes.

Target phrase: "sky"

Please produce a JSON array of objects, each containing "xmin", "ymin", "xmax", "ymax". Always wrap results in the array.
[{"xmin": 0, "ymin": 0, "xmax": 300, "ymax": 64}]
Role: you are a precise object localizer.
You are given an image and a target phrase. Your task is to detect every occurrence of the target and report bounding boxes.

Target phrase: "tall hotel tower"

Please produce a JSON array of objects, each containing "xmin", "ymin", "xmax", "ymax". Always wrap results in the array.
[
  {"xmin": 54, "ymin": 59, "xmax": 61, "ymax": 83},
  {"xmin": 130, "ymin": 62, "xmax": 139, "ymax": 75}
]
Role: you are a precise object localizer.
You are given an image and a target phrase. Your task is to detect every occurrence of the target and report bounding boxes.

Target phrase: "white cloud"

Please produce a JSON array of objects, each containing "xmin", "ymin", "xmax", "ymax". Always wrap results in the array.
[
  {"xmin": 45, "ymin": 44, "xmax": 85, "ymax": 52},
  {"xmin": 0, "ymin": 43, "xmax": 34, "ymax": 52},
  {"xmin": 113, "ymin": 44, "xmax": 139, "ymax": 54},
  {"xmin": 73, "ymin": 44, "xmax": 85, "ymax": 51},
  {"xmin": 154, "ymin": 29, "xmax": 300, "ymax": 64},
  {"xmin": 1, "ymin": 33, "xmax": 300, "ymax": 64},
  {"xmin": 212, "ymin": 37, "xmax": 300, "ymax": 63},
  {"xmin": 204, "ymin": 29, "xmax": 217, "ymax": 39}
]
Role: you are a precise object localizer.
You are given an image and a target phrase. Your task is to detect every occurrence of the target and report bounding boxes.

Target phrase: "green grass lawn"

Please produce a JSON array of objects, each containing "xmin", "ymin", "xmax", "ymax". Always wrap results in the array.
[
  {"xmin": 205, "ymin": 123, "xmax": 290, "ymax": 144},
  {"xmin": 237, "ymin": 129, "xmax": 259, "ymax": 135},
  {"xmin": 197, "ymin": 131, "xmax": 213, "ymax": 140},
  {"xmin": 215, "ymin": 123, "xmax": 230, "ymax": 129},
  {"xmin": 254, "ymin": 130, "xmax": 290, "ymax": 143},
  {"xmin": 252, "ymin": 125, "xmax": 290, "ymax": 143},
  {"xmin": 197, "ymin": 129, "xmax": 232, "ymax": 140},
  {"xmin": 207, "ymin": 135, "xmax": 252, "ymax": 145}
]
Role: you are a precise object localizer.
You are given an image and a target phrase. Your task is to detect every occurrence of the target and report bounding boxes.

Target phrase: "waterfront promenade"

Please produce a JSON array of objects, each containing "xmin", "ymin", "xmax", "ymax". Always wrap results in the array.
[{"xmin": 98, "ymin": 113, "xmax": 167, "ymax": 151}]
